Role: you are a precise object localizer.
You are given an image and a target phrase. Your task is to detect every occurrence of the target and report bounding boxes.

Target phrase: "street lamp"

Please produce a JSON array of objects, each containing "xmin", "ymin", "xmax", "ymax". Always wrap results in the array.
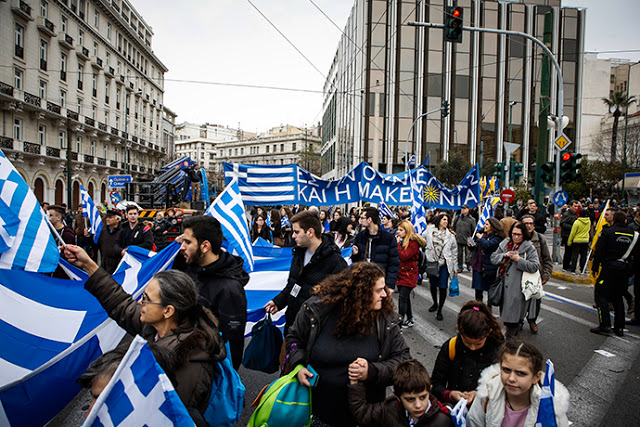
[
  {"xmin": 508, "ymin": 101, "xmax": 517, "ymax": 145},
  {"xmin": 405, "ymin": 103, "xmax": 447, "ymax": 171}
]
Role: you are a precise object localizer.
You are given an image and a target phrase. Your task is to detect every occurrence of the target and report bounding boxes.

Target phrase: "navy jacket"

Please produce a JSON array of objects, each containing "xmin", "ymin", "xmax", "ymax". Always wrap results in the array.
[{"xmin": 351, "ymin": 227, "xmax": 400, "ymax": 289}]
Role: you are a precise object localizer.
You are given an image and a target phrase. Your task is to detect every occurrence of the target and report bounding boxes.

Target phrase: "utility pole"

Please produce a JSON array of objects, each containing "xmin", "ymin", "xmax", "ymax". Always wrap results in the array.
[{"xmin": 622, "ymin": 63, "xmax": 631, "ymax": 202}]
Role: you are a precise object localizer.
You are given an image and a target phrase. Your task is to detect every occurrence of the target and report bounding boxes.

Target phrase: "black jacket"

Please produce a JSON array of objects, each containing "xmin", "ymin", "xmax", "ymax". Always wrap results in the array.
[
  {"xmin": 560, "ymin": 209, "xmax": 578, "ymax": 241},
  {"xmin": 115, "ymin": 222, "xmax": 154, "ymax": 253},
  {"xmin": 273, "ymin": 234, "xmax": 348, "ymax": 328},
  {"xmin": 184, "ymin": 251, "xmax": 250, "ymax": 369},
  {"xmin": 431, "ymin": 334, "xmax": 502, "ymax": 403},
  {"xmin": 351, "ymin": 228, "xmax": 400, "ymax": 289},
  {"xmin": 97, "ymin": 224, "xmax": 123, "ymax": 273},
  {"xmin": 593, "ymin": 222, "xmax": 639, "ymax": 273}
]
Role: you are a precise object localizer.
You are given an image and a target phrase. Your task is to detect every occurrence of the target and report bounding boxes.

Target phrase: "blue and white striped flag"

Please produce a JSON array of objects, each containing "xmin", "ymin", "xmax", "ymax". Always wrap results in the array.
[
  {"xmin": 281, "ymin": 214, "xmax": 290, "ymax": 228},
  {"xmin": 0, "ymin": 149, "xmax": 59, "ymax": 272},
  {"xmin": 536, "ymin": 359, "xmax": 558, "ymax": 427},
  {"xmin": 379, "ymin": 202, "xmax": 397, "ymax": 219},
  {"xmin": 80, "ymin": 185, "xmax": 103, "ymax": 244},
  {"xmin": 409, "ymin": 168, "xmax": 427, "ymax": 234},
  {"xmin": 82, "ymin": 335, "xmax": 195, "ymax": 427},
  {"xmin": 0, "ymin": 198, "xmax": 20, "ymax": 254},
  {"xmin": 223, "ymin": 163, "xmax": 297, "ymax": 204},
  {"xmin": 0, "ymin": 242, "xmax": 181, "ymax": 426},
  {"xmin": 476, "ymin": 196, "xmax": 499, "ymax": 232},
  {"xmin": 266, "ymin": 210, "xmax": 272, "ymax": 227},
  {"xmin": 205, "ymin": 178, "xmax": 255, "ymax": 272}
]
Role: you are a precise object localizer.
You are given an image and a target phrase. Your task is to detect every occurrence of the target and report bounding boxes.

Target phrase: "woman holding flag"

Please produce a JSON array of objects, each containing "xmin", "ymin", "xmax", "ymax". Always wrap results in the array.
[{"xmin": 471, "ymin": 217, "xmax": 505, "ymax": 306}]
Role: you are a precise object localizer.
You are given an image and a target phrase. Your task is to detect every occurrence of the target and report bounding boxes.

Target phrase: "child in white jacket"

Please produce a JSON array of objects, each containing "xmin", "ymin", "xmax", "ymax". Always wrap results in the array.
[{"xmin": 466, "ymin": 339, "xmax": 569, "ymax": 427}]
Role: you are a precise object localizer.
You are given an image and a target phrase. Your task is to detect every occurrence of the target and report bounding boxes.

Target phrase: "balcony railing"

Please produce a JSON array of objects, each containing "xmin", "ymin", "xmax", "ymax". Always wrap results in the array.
[
  {"xmin": 46, "ymin": 146, "xmax": 61, "ymax": 157},
  {"xmin": 121, "ymin": 131, "xmax": 128, "ymax": 138},
  {"xmin": 24, "ymin": 92, "xmax": 41, "ymax": 107},
  {"xmin": 84, "ymin": 117, "xmax": 95, "ymax": 127},
  {"xmin": 112, "ymin": 1, "xmax": 120, "ymax": 12},
  {"xmin": 46, "ymin": 101, "xmax": 61, "ymax": 114},
  {"xmin": 97, "ymin": 157, "xmax": 106, "ymax": 166},
  {"xmin": 0, "ymin": 81, "xmax": 14, "ymax": 96},
  {"xmin": 98, "ymin": 122, "xmax": 107, "ymax": 131},
  {"xmin": 111, "ymin": 127, "xmax": 118, "ymax": 135},
  {"xmin": 130, "ymin": 165, "xmax": 137, "ymax": 171},
  {"xmin": 23, "ymin": 141, "xmax": 41, "ymax": 154},
  {"xmin": 139, "ymin": 166, "xmax": 145, "ymax": 173},
  {"xmin": 132, "ymin": 135, "xmax": 138, "ymax": 142},
  {"xmin": 0, "ymin": 137, "xmax": 13, "ymax": 150},
  {"xmin": 71, "ymin": 152, "xmax": 78, "ymax": 160},
  {"xmin": 15, "ymin": 45, "xmax": 24, "ymax": 58},
  {"xmin": 67, "ymin": 109, "xmax": 79, "ymax": 120},
  {"xmin": 110, "ymin": 160, "xmax": 118, "ymax": 167},
  {"xmin": 12, "ymin": 0, "xmax": 32, "ymax": 20},
  {"xmin": 84, "ymin": 154, "xmax": 94, "ymax": 163},
  {"xmin": 63, "ymin": 33, "xmax": 74, "ymax": 46}
]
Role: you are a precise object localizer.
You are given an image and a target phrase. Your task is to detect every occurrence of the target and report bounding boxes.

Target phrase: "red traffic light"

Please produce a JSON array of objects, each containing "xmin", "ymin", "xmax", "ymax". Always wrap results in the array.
[
  {"xmin": 562, "ymin": 152, "xmax": 572, "ymax": 161},
  {"xmin": 452, "ymin": 8, "xmax": 461, "ymax": 18}
]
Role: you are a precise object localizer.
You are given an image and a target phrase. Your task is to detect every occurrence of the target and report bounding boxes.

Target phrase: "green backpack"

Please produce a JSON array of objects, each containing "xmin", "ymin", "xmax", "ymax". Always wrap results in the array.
[{"xmin": 248, "ymin": 364, "xmax": 312, "ymax": 427}]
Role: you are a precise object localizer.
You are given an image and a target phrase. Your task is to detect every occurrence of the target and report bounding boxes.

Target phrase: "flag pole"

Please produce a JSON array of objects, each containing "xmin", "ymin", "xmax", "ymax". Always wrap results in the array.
[{"xmin": 45, "ymin": 216, "xmax": 68, "ymax": 249}]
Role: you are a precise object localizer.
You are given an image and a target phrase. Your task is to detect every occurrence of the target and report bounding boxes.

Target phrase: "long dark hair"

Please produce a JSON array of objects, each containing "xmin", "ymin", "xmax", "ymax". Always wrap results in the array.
[
  {"xmin": 486, "ymin": 217, "xmax": 506, "ymax": 239},
  {"xmin": 457, "ymin": 300, "xmax": 504, "ymax": 342}
]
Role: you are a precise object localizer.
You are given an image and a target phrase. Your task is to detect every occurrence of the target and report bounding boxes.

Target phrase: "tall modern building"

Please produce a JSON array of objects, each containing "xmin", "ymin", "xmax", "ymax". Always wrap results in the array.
[
  {"xmin": 0, "ymin": 0, "xmax": 171, "ymax": 206},
  {"xmin": 320, "ymin": 0, "xmax": 585, "ymax": 181}
]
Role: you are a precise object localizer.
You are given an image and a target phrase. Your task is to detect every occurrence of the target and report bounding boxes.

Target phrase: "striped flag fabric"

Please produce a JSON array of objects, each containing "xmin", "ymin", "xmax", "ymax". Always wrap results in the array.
[
  {"xmin": 205, "ymin": 178, "xmax": 255, "ymax": 272},
  {"xmin": 476, "ymin": 196, "xmax": 499, "ymax": 231},
  {"xmin": 223, "ymin": 163, "xmax": 297, "ymax": 204},
  {"xmin": 281, "ymin": 214, "xmax": 290, "ymax": 228},
  {"xmin": 0, "ymin": 149, "xmax": 59, "ymax": 272},
  {"xmin": 535, "ymin": 359, "xmax": 558, "ymax": 427},
  {"xmin": 379, "ymin": 202, "xmax": 397, "ymax": 219},
  {"xmin": 409, "ymin": 168, "xmax": 427, "ymax": 234},
  {"xmin": 0, "ymin": 198, "xmax": 20, "ymax": 254},
  {"xmin": 80, "ymin": 185, "xmax": 103, "ymax": 244},
  {"xmin": 82, "ymin": 335, "xmax": 195, "ymax": 427},
  {"xmin": 0, "ymin": 242, "xmax": 181, "ymax": 426}
]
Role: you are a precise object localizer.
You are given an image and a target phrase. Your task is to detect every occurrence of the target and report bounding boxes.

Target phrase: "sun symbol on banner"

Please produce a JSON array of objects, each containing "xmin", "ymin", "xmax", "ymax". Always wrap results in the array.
[{"xmin": 422, "ymin": 185, "xmax": 440, "ymax": 205}]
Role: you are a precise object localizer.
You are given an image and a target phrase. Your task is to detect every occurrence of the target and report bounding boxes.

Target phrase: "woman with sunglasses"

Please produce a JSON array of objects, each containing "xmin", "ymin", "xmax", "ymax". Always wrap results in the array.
[{"xmin": 63, "ymin": 245, "xmax": 225, "ymax": 425}]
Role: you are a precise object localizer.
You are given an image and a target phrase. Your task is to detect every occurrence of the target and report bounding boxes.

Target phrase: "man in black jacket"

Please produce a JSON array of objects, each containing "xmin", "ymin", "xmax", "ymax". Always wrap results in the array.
[
  {"xmin": 560, "ymin": 200, "xmax": 579, "ymax": 270},
  {"xmin": 591, "ymin": 211, "xmax": 639, "ymax": 337},
  {"xmin": 178, "ymin": 215, "xmax": 249, "ymax": 369},
  {"xmin": 115, "ymin": 205, "xmax": 154, "ymax": 255},
  {"xmin": 351, "ymin": 207, "xmax": 400, "ymax": 289},
  {"xmin": 265, "ymin": 211, "xmax": 347, "ymax": 333},
  {"xmin": 96, "ymin": 209, "xmax": 123, "ymax": 273}
]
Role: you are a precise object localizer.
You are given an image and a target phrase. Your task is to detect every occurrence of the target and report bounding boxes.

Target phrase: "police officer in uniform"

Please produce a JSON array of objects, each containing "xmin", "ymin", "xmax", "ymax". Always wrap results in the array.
[{"xmin": 590, "ymin": 211, "xmax": 639, "ymax": 337}]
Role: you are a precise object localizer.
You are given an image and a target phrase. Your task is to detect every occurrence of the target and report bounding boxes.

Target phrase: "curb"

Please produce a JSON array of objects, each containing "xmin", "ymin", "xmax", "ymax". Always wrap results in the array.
[{"xmin": 551, "ymin": 269, "xmax": 593, "ymax": 285}]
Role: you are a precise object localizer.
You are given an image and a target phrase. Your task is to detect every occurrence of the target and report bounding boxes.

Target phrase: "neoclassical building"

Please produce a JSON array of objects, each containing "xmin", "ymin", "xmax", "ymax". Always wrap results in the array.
[{"xmin": 0, "ymin": 0, "xmax": 172, "ymax": 206}]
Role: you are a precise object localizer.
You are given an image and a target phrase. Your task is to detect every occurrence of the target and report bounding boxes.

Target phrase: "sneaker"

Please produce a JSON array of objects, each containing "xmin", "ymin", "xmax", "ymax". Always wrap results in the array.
[
  {"xmin": 590, "ymin": 326, "xmax": 612, "ymax": 335},
  {"xmin": 404, "ymin": 319, "xmax": 415, "ymax": 328}
]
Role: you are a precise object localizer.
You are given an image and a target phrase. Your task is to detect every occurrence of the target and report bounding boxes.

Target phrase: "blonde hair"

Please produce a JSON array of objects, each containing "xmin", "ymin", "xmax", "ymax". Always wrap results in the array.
[{"xmin": 398, "ymin": 220, "xmax": 426, "ymax": 250}]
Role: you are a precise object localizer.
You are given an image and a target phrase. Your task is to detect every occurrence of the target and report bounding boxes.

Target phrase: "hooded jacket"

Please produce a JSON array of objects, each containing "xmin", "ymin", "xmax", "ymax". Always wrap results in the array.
[
  {"xmin": 568, "ymin": 217, "xmax": 591, "ymax": 245},
  {"xmin": 466, "ymin": 363, "xmax": 570, "ymax": 427},
  {"xmin": 84, "ymin": 268, "xmax": 226, "ymax": 415},
  {"xmin": 397, "ymin": 236, "xmax": 426, "ymax": 289},
  {"xmin": 352, "ymin": 227, "xmax": 400, "ymax": 289}
]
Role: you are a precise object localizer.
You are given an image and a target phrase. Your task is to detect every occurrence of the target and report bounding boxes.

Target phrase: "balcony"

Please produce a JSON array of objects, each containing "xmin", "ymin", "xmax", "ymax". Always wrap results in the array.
[
  {"xmin": 98, "ymin": 122, "xmax": 107, "ymax": 131},
  {"xmin": 84, "ymin": 117, "xmax": 95, "ymax": 127},
  {"xmin": 119, "ymin": 75, "xmax": 125, "ymax": 83},
  {"xmin": 91, "ymin": 57, "xmax": 103, "ymax": 70},
  {"xmin": 105, "ymin": 66, "xmax": 115, "ymax": 78},
  {"xmin": 11, "ymin": 0, "xmax": 34, "ymax": 21},
  {"xmin": 0, "ymin": 82, "xmax": 14, "ymax": 97},
  {"xmin": 23, "ymin": 141, "xmax": 41, "ymax": 154},
  {"xmin": 67, "ymin": 109, "xmax": 79, "ymax": 121},
  {"xmin": 120, "ymin": 162, "xmax": 125, "ymax": 169},
  {"xmin": 132, "ymin": 135, "xmax": 138, "ymax": 142},
  {"xmin": 77, "ymin": 46, "xmax": 90, "ymax": 61},
  {"xmin": 46, "ymin": 146, "xmax": 60, "ymax": 157},
  {"xmin": 148, "ymin": 142, "xmax": 153, "ymax": 149},
  {"xmin": 58, "ymin": 33, "xmax": 73, "ymax": 50},
  {"xmin": 110, "ymin": 160, "xmax": 118, "ymax": 167},
  {"xmin": 71, "ymin": 152, "xmax": 78, "ymax": 161},
  {"xmin": 134, "ymin": 89, "xmax": 142, "ymax": 97},
  {"xmin": 139, "ymin": 166, "xmax": 145, "ymax": 173},
  {"xmin": 24, "ymin": 92, "xmax": 41, "ymax": 108},
  {"xmin": 111, "ymin": 127, "xmax": 118, "ymax": 135},
  {"xmin": 84, "ymin": 154, "xmax": 94, "ymax": 164},
  {"xmin": 79, "ymin": 10, "xmax": 85, "ymax": 20},
  {"xmin": 152, "ymin": 99, "xmax": 156, "ymax": 106},
  {"xmin": 161, "ymin": 147, "xmax": 166, "ymax": 154},
  {"xmin": 97, "ymin": 157, "xmax": 106, "ymax": 166},
  {"xmin": 15, "ymin": 45, "xmax": 24, "ymax": 58},
  {"xmin": 130, "ymin": 165, "xmax": 137, "ymax": 172},
  {"xmin": 121, "ymin": 131, "xmax": 127, "ymax": 138},
  {"xmin": 46, "ymin": 101, "xmax": 61, "ymax": 114},
  {"xmin": 0, "ymin": 137, "xmax": 13, "ymax": 150},
  {"xmin": 37, "ymin": 16, "xmax": 56, "ymax": 37},
  {"xmin": 112, "ymin": 1, "xmax": 120, "ymax": 12}
]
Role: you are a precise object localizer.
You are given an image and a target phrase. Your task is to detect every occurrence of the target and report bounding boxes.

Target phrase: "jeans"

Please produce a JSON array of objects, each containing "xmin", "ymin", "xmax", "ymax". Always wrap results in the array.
[{"xmin": 397, "ymin": 285, "xmax": 413, "ymax": 321}]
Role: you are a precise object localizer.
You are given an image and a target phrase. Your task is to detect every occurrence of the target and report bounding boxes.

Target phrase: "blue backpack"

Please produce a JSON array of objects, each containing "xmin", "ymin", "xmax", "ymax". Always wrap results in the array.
[{"xmin": 203, "ymin": 341, "xmax": 246, "ymax": 427}]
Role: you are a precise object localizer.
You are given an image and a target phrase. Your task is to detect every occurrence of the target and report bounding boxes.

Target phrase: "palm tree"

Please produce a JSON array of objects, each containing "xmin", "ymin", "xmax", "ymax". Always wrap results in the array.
[{"xmin": 602, "ymin": 91, "xmax": 636, "ymax": 162}]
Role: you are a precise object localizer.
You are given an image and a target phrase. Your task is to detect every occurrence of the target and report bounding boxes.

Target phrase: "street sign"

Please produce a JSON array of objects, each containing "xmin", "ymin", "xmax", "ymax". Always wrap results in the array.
[
  {"xmin": 110, "ymin": 190, "xmax": 122, "ymax": 204},
  {"xmin": 108, "ymin": 175, "xmax": 132, "ymax": 188},
  {"xmin": 500, "ymin": 189, "xmax": 515, "ymax": 203},
  {"xmin": 553, "ymin": 190, "xmax": 568, "ymax": 208},
  {"xmin": 554, "ymin": 133, "xmax": 572, "ymax": 151}
]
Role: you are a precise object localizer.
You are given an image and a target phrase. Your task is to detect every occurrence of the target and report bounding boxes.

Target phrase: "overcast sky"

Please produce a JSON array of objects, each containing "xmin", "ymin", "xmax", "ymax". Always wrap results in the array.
[{"xmin": 133, "ymin": 0, "xmax": 640, "ymax": 133}]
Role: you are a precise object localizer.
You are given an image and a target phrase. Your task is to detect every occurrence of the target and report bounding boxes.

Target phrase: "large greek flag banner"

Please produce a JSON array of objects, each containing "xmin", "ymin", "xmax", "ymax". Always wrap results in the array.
[
  {"xmin": 82, "ymin": 335, "xmax": 194, "ymax": 427},
  {"xmin": 80, "ymin": 185, "xmax": 103, "ymax": 244},
  {"xmin": 0, "ymin": 149, "xmax": 59, "ymax": 272}
]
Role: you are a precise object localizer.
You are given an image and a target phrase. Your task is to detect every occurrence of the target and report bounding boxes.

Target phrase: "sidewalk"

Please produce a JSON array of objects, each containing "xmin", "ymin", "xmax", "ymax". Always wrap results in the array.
[{"xmin": 551, "ymin": 267, "xmax": 593, "ymax": 285}]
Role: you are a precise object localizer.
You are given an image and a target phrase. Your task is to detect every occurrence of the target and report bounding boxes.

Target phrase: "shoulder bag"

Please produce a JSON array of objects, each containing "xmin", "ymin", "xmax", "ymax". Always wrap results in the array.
[
  {"xmin": 488, "ymin": 260, "xmax": 511, "ymax": 306},
  {"xmin": 520, "ymin": 252, "xmax": 544, "ymax": 300}
]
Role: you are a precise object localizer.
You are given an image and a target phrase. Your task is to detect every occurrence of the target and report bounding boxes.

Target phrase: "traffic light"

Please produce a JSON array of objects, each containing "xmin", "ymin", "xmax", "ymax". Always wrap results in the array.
[
  {"xmin": 444, "ymin": 7, "xmax": 464, "ymax": 43},
  {"xmin": 560, "ymin": 151, "xmax": 582, "ymax": 183},
  {"xmin": 493, "ymin": 162, "xmax": 505, "ymax": 181},
  {"xmin": 511, "ymin": 157, "xmax": 524, "ymax": 184},
  {"xmin": 441, "ymin": 100, "xmax": 450, "ymax": 118},
  {"xmin": 540, "ymin": 161, "xmax": 555, "ymax": 184}
]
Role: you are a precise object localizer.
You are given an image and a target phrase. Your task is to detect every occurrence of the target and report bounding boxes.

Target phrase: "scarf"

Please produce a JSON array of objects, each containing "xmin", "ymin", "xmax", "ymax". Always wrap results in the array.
[{"xmin": 498, "ymin": 239, "xmax": 520, "ymax": 276}]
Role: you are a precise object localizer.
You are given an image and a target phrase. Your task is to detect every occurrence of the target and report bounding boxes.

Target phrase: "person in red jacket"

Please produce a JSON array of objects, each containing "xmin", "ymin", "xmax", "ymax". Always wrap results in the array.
[{"xmin": 396, "ymin": 220, "xmax": 426, "ymax": 328}]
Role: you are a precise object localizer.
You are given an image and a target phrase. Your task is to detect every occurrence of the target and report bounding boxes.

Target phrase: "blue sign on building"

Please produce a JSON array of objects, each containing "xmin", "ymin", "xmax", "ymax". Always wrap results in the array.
[{"xmin": 108, "ymin": 175, "xmax": 132, "ymax": 188}]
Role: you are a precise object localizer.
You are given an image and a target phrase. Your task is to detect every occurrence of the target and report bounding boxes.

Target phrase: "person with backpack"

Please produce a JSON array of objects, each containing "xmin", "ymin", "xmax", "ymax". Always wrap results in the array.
[
  {"xmin": 430, "ymin": 301, "xmax": 504, "ymax": 406},
  {"xmin": 396, "ymin": 220, "xmax": 426, "ymax": 328},
  {"xmin": 471, "ymin": 218, "xmax": 505, "ymax": 306}
]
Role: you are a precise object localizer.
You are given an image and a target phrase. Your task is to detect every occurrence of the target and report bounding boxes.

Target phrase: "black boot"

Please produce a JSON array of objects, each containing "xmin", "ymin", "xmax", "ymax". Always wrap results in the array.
[
  {"xmin": 436, "ymin": 288, "xmax": 447, "ymax": 320},
  {"xmin": 429, "ymin": 286, "xmax": 438, "ymax": 312}
]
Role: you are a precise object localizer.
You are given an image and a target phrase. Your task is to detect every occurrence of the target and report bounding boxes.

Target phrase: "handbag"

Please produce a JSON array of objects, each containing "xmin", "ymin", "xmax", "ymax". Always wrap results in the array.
[
  {"xmin": 488, "ymin": 261, "xmax": 511, "ymax": 306},
  {"xmin": 520, "ymin": 251, "xmax": 544, "ymax": 300},
  {"xmin": 426, "ymin": 261, "xmax": 440, "ymax": 277},
  {"xmin": 242, "ymin": 313, "xmax": 284, "ymax": 374}
]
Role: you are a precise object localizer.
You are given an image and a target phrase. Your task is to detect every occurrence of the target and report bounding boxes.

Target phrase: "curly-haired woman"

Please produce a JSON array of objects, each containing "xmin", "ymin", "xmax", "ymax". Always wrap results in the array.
[{"xmin": 285, "ymin": 262, "xmax": 411, "ymax": 427}]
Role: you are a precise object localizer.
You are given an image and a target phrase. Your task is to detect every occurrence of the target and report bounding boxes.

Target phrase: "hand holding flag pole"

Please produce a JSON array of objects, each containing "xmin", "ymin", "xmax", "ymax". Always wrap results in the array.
[{"xmin": 44, "ymin": 215, "xmax": 68, "ymax": 249}]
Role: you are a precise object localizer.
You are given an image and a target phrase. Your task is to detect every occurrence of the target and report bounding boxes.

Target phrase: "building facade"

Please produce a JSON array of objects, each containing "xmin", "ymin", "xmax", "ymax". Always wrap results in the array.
[
  {"xmin": 321, "ymin": 0, "xmax": 585, "ymax": 182},
  {"xmin": 0, "ymin": 0, "xmax": 171, "ymax": 207}
]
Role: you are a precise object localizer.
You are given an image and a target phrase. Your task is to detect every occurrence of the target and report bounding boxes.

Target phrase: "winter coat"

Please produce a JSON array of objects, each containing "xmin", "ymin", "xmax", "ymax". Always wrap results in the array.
[
  {"xmin": 251, "ymin": 225, "xmax": 272, "ymax": 243},
  {"xmin": 352, "ymin": 227, "xmax": 400, "ymax": 289},
  {"xmin": 115, "ymin": 222, "xmax": 154, "ymax": 253},
  {"xmin": 490, "ymin": 239, "xmax": 540, "ymax": 323},
  {"xmin": 466, "ymin": 363, "xmax": 570, "ymax": 427},
  {"xmin": 152, "ymin": 218, "xmax": 170, "ymax": 250},
  {"xmin": 97, "ymin": 224, "xmax": 123, "ymax": 274},
  {"xmin": 348, "ymin": 382, "xmax": 454, "ymax": 427},
  {"xmin": 500, "ymin": 217, "xmax": 517, "ymax": 235},
  {"xmin": 454, "ymin": 214, "xmax": 477, "ymax": 245},
  {"xmin": 530, "ymin": 232, "xmax": 553, "ymax": 283},
  {"xmin": 593, "ymin": 222, "xmax": 640, "ymax": 273},
  {"xmin": 560, "ymin": 209, "xmax": 577, "ymax": 242},
  {"xmin": 57, "ymin": 225, "xmax": 76, "ymax": 245},
  {"xmin": 568, "ymin": 217, "xmax": 591, "ymax": 246},
  {"xmin": 397, "ymin": 236, "xmax": 425, "ymax": 289},
  {"xmin": 273, "ymin": 234, "xmax": 348, "ymax": 328},
  {"xmin": 474, "ymin": 233, "xmax": 502, "ymax": 277},
  {"xmin": 422, "ymin": 225, "xmax": 457, "ymax": 280},
  {"xmin": 431, "ymin": 334, "xmax": 502, "ymax": 404},
  {"xmin": 84, "ymin": 268, "xmax": 226, "ymax": 415}
]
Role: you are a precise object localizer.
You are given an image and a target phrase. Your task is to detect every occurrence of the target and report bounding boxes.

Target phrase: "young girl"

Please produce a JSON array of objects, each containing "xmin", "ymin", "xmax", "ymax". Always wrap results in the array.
[
  {"xmin": 467, "ymin": 339, "xmax": 570, "ymax": 427},
  {"xmin": 431, "ymin": 301, "xmax": 504, "ymax": 405}
]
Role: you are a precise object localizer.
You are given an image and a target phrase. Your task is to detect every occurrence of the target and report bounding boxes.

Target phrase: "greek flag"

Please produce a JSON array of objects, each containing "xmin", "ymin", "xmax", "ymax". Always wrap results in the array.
[
  {"xmin": 476, "ymin": 196, "xmax": 499, "ymax": 232},
  {"xmin": 409, "ymin": 168, "xmax": 427, "ymax": 234},
  {"xmin": 0, "ymin": 242, "xmax": 181, "ymax": 426},
  {"xmin": 223, "ymin": 163, "xmax": 297, "ymax": 204},
  {"xmin": 281, "ymin": 214, "xmax": 290, "ymax": 227},
  {"xmin": 266, "ymin": 210, "xmax": 272, "ymax": 227},
  {"xmin": 0, "ymin": 149, "xmax": 59, "ymax": 272},
  {"xmin": 379, "ymin": 202, "xmax": 397, "ymax": 219},
  {"xmin": 205, "ymin": 178, "xmax": 255, "ymax": 272},
  {"xmin": 82, "ymin": 335, "xmax": 195, "ymax": 427},
  {"xmin": 536, "ymin": 359, "xmax": 558, "ymax": 427},
  {"xmin": 80, "ymin": 185, "xmax": 103, "ymax": 244}
]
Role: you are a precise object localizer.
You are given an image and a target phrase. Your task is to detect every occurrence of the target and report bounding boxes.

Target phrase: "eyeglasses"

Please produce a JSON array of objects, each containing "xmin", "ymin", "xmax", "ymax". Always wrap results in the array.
[
  {"xmin": 359, "ymin": 216, "xmax": 367, "ymax": 220},
  {"xmin": 140, "ymin": 294, "xmax": 164, "ymax": 306}
]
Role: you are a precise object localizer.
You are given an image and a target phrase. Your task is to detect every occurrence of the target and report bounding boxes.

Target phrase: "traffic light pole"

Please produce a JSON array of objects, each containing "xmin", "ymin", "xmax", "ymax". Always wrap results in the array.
[
  {"xmin": 406, "ymin": 106, "xmax": 446, "ymax": 171},
  {"xmin": 408, "ymin": 21, "xmax": 565, "ymax": 262}
]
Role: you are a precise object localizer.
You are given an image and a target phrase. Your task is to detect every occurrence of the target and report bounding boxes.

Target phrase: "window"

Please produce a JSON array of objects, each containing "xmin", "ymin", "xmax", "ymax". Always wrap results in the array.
[
  {"xmin": 117, "ymin": 61, "xmax": 121, "ymax": 74},
  {"xmin": 107, "ymin": 23, "xmax": 111, "ymax": 40},
  {"xmin": 201, "ymin": 153, "xmax": 204, "ymax": 159},
  {"xmin": 41, "ymin": 0, "xmax": 48, "ymax": 18},
  {"xmin": 39, "ymin": 80, "xmax": 47, "ymax": 99},
  {"xmin": 13, "ymin": 118, "xmax": 23, "ymax": 140},
  {"xmin": 38, "ymin": 124, "xmax": 46, "ymax": 145},
  {"xmin": 77, "ymin": 97, "xmax": 83, "ymax": 114},
  {"xmin": 292, "ymin": 142, "xmax": 296, "ymax": 151},
  {"xmin": 78, "ymin": 63, "xmax": 84, "ymax": 89},
  {"xmin": 105, "ymin": 52, "xmax": 110, "ymax": 66},
  {"xmin": 59, "ymin": 130, "xmax": 67, "ymax": 149},
  {"xmin": 79, "ymin": 29, "xmax": 84, "ymax": 46},
  {"xmin": 60, "ymin": 90, "xmax": 66, "ymax": 107},
  {"xmin": 61, "ymin": 15, "xmax": 67, "ymax": 33},
  {"xmin": 266, "ymin": 145, "xmax": 270, "ymax": 153},
  {"xmin": 115, "ymin": 115, "xmax": 120, "ymax": 129},
  {"xmin": 92, "ymin": 74, "xmax": 97, "ymax": 97},
  {"xmin": 103, "ymin": 142, "xmax": 107, "ymax": 158},
  {"xmin": 60, "ymin": 53, "xmax": 67, "ymax": 81},
  {"xmin": 40, "ymin": 39, "xmax": 48, "ymax": 71},
  {"xmin": 94, "ymin": 9, "xmax": 99, "ymax": 28},
  {"xmin": 209, "ymin": 153, "xmax": 214, "ymax": 160},
  {"xmin": 15, "ymin": 24, "xmax": 24, "ymax": 58},
  {"xmin": 116, "ymin": 89, "xmax": 121, "ymax": 109},
  {"xmin": 93, "ymin": 42, "xmax": 98, "ymax": 57},
  {"xmin": 76, "ymin": 136, "xmax": 82, "ymax": 153},
  {"xmin": 105, "ymin": 81, "xmax": 110, "ymax": 104},
  {"xmin": 114, "ymin": 147, "xmax": 118, "ymax": 162},
  {"xmin": 92, "ymin": 105, "xmax": 97, "ymax": 120},
  {"xmin": 14, "ymin": 68, "xmax": 23, "ymax": 90},
  {"xmin": 91, "ymin": 140, "xmax": 95, "ymax": 156},
  {"xmin": 280, "ymin": 144, "xmax": 284, "ymax": 152}
]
